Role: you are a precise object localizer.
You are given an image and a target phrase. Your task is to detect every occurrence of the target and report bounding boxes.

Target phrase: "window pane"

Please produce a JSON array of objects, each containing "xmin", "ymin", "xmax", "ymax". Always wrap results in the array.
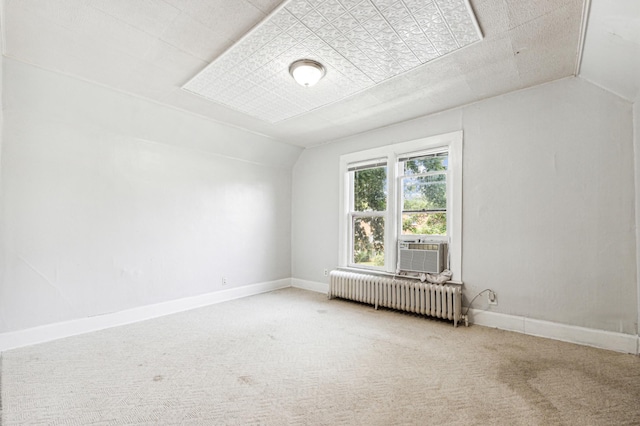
[
  {"xmin": 402, "ymin": 212, "xmax": 446, "ymax": 236},
  {"xmin": 354, "ymin": 166, "xmax": 387, "ymax": 212},
  {"xmin": 402, "ymin": 175, "xmax": 446, "ymax": 211},
  {"xmin": 353, "ymin": 216, "xmax": 385, "ymax": 266},
  {"xmin": 404, "ymin": 154, "xmax": 448, "ymax": 175}
]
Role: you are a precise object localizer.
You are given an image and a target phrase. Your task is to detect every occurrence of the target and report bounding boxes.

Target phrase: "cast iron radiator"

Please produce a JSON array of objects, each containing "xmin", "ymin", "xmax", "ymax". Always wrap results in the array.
[{"xmin": 329, "ymin": 270, "xmax": 463, "ymax": 327}]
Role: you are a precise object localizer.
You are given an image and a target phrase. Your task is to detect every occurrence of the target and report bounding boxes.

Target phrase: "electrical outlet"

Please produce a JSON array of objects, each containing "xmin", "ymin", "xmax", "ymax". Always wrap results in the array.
[
  {"xmin": 323, "ymin": 269, "xmax": 329, "ymax": 277},
  {"xmin": 222, "ymin": 276, "xmax": 228, "ymax": 286},
  {"xmin": 488, "ymin": 290, "xmax": 497, "ymax": 305}
]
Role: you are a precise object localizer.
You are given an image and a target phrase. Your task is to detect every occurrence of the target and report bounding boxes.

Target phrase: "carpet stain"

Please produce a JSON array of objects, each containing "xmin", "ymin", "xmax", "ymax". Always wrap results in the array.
[
  {"xmin": 238, "ymin": 375, "xmax": 253, "ymax": 385},
  {"xmin": 483, "ymin": 343, "xmax": 525, "ymax": 353},
  {"xmin": 153, "ymin": 375, "xmax": 163, "ymax": 382},
  {"xmin": 498, "ymin": 356, "xmax": 561, "ymax": 416},
  {"xmin": 317, "ymin": 310, "xmax": 327, "ymax": 314}
]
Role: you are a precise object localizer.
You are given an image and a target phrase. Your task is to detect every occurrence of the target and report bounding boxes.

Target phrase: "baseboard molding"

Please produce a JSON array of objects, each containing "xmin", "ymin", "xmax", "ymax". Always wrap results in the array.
[
  {"xmin": 292, "ymin": 278, "xmax": 639, "ymax": 354},
  {"xmin": 468, "ymin": 308, "xmax": 639, "ymax": 355},
  {"xmin": 291, "ymin": 278, "xmax": 329, "ymax": 294},
  {"xmin": 2, "ymin": 278, "xmax": 637, "ymax": 356},
  {"xmin": 0, "ymin": 278, "xmax": 291, "ymax": 352}
]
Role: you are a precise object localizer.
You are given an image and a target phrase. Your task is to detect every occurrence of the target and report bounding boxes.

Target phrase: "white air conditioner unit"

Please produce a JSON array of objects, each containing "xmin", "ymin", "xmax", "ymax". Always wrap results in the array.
[{"xmin": 397, "ymin": 241, "xmax": 447, "ymax": 274}]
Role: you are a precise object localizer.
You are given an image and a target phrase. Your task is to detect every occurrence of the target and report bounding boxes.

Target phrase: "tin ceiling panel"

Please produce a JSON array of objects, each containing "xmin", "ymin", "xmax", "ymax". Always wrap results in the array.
[{"xmin": 183, "ymin": 0, "xmax": 482, "ymax": 123}]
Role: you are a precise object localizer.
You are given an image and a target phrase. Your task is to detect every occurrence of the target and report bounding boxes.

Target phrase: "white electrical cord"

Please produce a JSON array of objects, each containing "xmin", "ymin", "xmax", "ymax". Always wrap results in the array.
[{"xmin": 463, "ymin": 289, "xmax": 496, "ymax": 317}]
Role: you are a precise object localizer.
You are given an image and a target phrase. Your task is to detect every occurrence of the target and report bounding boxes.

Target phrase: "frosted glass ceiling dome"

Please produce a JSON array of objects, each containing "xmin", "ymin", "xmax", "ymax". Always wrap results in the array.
[{"xmin": 289, "ymin": 59, "xmax": 326, "ymax": 87}]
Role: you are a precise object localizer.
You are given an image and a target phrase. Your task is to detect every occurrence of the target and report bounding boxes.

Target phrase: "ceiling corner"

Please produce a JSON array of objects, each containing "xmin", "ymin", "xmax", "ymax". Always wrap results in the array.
[{"xmin": 574, "ymin": 0, "xmax": 592, "ymax": 76}]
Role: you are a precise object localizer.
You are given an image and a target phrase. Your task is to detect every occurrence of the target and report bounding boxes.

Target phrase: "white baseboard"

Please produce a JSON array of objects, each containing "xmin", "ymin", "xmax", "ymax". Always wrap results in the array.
[
  {"xmin": 291, "ymin": 278, "xmax": 329, "ymax": 294},
  {"xmin": 3, "ymin": 278, "xmax": 637, "ymax": 356},
  {"xmin": 292, "ymin": 277, "xmax": 639, "ymax": 354},
  {"xmin": 468, "ymin": 308, "xmax": 639, "ymax": 355},
  {"xmin": 0, "ymin": 278, "xmax": 291, "ymax": 352}
]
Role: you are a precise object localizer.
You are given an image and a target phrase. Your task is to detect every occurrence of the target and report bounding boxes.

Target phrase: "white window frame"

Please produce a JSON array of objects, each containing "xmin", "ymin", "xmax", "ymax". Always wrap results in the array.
[
  {"xmin": 338, "ymin": 131, "xmax": 463, "ymax": 281},
  {"xmin": 345, "ymin": 159, "xmax": 393, "ymax": 272}
]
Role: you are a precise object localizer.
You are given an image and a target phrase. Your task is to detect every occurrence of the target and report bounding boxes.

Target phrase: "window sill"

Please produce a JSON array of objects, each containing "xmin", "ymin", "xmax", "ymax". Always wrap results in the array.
[{"xmin": 336, "ymin": 266, "xmax": 463, "ymax": 286}]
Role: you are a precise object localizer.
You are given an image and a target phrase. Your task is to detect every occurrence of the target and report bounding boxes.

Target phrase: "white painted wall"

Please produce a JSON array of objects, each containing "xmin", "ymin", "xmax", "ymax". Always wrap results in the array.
[
  {"xmin": 0, "ymin": 58, "xmax": 302, "ymax": 333},
  {"xmin": 293, "ymin": 77, "xmax": 637, "ymax": 335},
  {"xmin": 579, "ymin": 0, "xmax": 640, "ymax": 102}
]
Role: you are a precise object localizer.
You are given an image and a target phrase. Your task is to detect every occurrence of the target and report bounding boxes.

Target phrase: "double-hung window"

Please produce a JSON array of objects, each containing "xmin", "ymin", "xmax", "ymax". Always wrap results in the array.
[{"xmin": 339, "ymin": 131, "xmax": 463, "ymax": 280}]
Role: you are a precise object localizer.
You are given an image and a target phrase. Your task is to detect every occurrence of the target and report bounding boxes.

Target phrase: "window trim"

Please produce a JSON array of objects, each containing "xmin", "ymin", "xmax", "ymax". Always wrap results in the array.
[{"xmin": 338, "ymin": 131, "xmax": 463, "ymax": 280}]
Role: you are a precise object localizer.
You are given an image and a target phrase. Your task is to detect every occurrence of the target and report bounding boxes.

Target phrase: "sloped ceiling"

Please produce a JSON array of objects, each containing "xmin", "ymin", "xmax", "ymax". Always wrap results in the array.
[
  {"xmin": 578, "ymin": 0, "xmax": 640, "ymax": 102},
  {"xmin": 2, "ymin": 0, "xmax": 586, "ymax": 147}
]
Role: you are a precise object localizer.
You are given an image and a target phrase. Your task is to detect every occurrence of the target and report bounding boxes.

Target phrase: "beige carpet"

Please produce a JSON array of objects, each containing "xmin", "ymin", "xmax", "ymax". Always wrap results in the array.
[{"xmin": 1, "ymin": 287, "xmax": 639, "ymax": 425}]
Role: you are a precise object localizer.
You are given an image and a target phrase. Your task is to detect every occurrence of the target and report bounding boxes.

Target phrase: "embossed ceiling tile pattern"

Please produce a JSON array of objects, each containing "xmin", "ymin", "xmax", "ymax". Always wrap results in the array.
[{"xmin": 184, "ymin": 0, "xmax": 483, "ymax": 123}]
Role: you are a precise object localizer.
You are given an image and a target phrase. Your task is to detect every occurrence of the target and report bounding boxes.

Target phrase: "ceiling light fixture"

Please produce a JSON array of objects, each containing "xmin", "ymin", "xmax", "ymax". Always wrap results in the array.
[{"xmin": 289, "ymin": 59, "xmax": 325, "ymax": 87}]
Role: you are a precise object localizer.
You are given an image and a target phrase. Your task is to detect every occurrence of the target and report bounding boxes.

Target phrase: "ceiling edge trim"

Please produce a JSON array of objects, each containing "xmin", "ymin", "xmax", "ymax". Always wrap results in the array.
[
  {"xmin": 465, "ymin": 0, "xmax": 484, "ymax": 40},
  {"xmin": 575, "ymin": 0, "xmax": 592, "ymax": 76}
]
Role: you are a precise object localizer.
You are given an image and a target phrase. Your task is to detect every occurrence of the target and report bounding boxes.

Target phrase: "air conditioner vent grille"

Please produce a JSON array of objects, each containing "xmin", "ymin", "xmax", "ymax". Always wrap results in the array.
[{"xmin": 397, "ymin": 241, "xmax": 447, "ymax": 274}]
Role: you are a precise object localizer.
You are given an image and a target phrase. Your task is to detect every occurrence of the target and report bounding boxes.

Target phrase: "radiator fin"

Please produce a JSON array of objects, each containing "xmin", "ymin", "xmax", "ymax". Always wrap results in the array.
[{"xmin": 329, "ymin": 271, "xmax": 462, "ymax": 327}]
